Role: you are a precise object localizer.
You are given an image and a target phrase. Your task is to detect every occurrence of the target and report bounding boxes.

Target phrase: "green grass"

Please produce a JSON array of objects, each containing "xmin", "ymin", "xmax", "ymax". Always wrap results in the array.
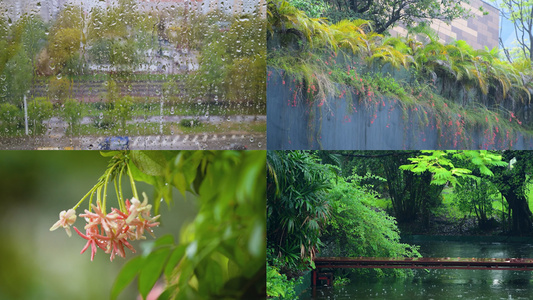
[
  {"xmin": 175, "ymin": 121, "xmax": 267, "ymax": 134},
  {"xmin": 69, "ymin": 120, "xmax": 266, "ymax": 136},
  {"xmin": 81, "ymin": 101, "xmax": 265, "ymax": 118},
  {"xmin": 36, "ymin": 73, "xmax": 186, "ymax": 83}
]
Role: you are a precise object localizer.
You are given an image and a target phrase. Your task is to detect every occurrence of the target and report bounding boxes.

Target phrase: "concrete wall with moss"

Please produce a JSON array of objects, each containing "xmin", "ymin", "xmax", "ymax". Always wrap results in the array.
[{"xmin": 267, "ymin": 68, "xmax": 533, "ymax": 150}]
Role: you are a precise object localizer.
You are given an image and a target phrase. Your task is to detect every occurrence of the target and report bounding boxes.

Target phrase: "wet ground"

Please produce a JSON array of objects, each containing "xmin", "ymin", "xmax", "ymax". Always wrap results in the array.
[{"xmin": 0, "ymin": 115, "xmax": 266, "ymax": 150}]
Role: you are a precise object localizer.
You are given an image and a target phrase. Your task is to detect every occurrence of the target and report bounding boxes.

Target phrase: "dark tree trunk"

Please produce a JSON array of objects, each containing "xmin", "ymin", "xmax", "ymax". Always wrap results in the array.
[
  {"xmin": 385, "ymin": 161, "xmax": 442, "ymax": 223},
  {"xmin": 501, "ymin": 187, "xmax": 533, "ymax": 234},
  {"xmin": 499, "ymin": 173, "xmax": 533, "ymax": 235}
]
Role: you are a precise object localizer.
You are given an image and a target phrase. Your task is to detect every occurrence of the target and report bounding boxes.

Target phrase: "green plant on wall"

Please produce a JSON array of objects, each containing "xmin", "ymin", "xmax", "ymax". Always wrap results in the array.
[{"xmin": 268, "ymin": 0, "xmax": 533, "ymax": 146}]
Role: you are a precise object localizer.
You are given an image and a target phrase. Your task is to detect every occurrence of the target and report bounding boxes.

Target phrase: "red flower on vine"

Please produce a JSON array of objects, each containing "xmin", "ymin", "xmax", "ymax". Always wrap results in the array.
[{"xmin": 73, "ymin": 225, "xmax": 107, "ymax": 261}]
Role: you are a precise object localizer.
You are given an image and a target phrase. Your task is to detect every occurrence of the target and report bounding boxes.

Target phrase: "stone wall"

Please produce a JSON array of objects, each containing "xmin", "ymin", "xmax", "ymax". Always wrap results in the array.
[{"xmin": 267, "ymin": 68, "xmax": 533, "ymax": 150}]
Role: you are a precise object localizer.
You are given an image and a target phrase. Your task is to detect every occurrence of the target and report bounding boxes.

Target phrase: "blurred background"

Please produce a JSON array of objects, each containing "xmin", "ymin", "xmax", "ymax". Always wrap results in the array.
[{"xmin": 0, "ymin": 151, "xmax": 198, "ymax": 300}]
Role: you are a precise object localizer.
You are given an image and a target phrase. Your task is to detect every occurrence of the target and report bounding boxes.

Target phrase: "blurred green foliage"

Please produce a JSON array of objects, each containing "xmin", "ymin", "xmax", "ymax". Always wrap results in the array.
[{"xmin": 106, "ymin": 150, "xmax": 266, "ymax": 299}]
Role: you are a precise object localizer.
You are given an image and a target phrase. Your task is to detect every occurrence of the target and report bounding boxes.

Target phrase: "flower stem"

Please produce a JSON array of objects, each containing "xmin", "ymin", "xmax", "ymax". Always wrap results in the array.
[
  {"xmin": 127, "ymin": 164, "xmax": 139, "ymax": 200},
  {"xmin": 118, "ymin": 164, "xmax": 126, "ymax": 212},
  {"xmin": 103, "ymin": 161, "xmax": 121, "ymax": 213},
  {"xmin": 73, "ymin": 184, "xmax": 98, "ymax": 210}
]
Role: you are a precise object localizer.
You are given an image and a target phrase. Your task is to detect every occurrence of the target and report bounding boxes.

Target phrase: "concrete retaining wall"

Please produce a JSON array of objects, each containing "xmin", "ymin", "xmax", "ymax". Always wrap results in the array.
[{"xmin": 267, "ymin": 68, "xmax": 533, "ymax": 150}]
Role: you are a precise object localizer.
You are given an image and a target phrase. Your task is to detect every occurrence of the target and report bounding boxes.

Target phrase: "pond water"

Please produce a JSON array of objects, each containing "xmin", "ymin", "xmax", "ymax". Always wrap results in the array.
[{"xmin": 302, "ymin": 237, "xmax": 533, "ymax": 299}]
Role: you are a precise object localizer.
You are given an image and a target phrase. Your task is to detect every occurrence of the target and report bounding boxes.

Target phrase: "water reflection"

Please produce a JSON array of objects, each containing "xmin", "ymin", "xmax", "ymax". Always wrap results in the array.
[{"xmin": 304, "ymin": 239, "xmax": 533, "ymax": 299}]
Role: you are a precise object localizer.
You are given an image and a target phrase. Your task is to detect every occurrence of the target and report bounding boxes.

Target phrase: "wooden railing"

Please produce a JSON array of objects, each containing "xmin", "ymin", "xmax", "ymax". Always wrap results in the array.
[{"xmin": 312, "ymin": 257, "xmax": 533, "ymax": 286}]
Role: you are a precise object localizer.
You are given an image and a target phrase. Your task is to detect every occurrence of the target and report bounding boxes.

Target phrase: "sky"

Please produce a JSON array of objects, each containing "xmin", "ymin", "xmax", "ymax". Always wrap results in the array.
[{"xmin": 490, "ymin": 0, "xmax": 528, "ymax": 58}]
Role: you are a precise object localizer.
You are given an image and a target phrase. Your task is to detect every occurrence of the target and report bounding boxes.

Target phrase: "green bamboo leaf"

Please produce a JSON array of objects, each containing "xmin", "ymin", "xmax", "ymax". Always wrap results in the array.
[
  {"xmin": 110, "ymin": 256, "xmax": 144, "ymax": 300},
  {"xmin": 139, "ymin": 248, "xmax": 171, "ymax": 299}
]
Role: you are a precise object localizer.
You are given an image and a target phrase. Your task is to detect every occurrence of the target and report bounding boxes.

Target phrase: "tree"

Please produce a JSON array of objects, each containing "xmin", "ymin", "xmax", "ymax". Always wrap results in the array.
[
  {"xmin": 47, "ymin": 5, "xmax": 84, "ymax": 74},
  {"xmin": 13, "ymin": 15, "xmax": 47, "ymax": 91},
  {"xmin": 61, "ymin": 98, "xmax": 83, "ymax": 135},
  {"xmin": 399, "ymin": 150, "xmax": 533, "ymax": 234},
  {"xmin": 27, "ymin": 97, "xmax": 53, "ymax": 135},
  {"xmin": 399, "ymin": 150, "xmax": 507, "ymax": 186},
  {"xmin": 323, "ymin": 151, "xmax": 443, "ymax": 224},
  {"xmin": 321, "ymin": 174, "xmax": 420, "ymax": 277},
  {"xmin": 112, "ymin": 95, "xmax": 133, "ymax": 128},
  {"xmin": 382, "ymin": 155, "xmax": 444, "ymax": 224},
  {"xmin": 301, "ymin": 0, "xmax": 474, "ymax": 34},
  {"xmin": 2, "ymin": 48, "xmax": 33, "ymax": 104},
  {"xmin": 48, "ymin": 27, "xmax": 82, "ymax": 70},
  {"xmin": 490, "ymin": 151, "xmax": 533, "ymax": 234},
  {"xmin": 455, "ymin": 177, "xmax": 500, "ymax": 230},
  {"xmin": 492, "ymin": 0, "xmax": 533, "ymax": 61}
]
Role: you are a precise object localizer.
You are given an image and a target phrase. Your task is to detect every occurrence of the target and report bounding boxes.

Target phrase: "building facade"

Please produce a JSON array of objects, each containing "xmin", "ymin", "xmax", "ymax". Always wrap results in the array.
[
  {"xmin": 390, "ymin": 0, "xmax": 500, "ymax": 50},
  {"xmin": 0, "ymin": 0, "xmax": 265, "ymax": 23}
]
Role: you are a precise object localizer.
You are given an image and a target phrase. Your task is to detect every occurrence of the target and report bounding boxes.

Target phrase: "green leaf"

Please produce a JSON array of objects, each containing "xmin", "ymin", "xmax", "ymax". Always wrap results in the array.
[
  {"xmin": 171, "ymin": 151, "xmax": 206, "ymax": 195},
  {"xmin": 479, "ymin": 165, "xmax": 494, "ymax": 176},
  {"xmin": 128, "ymin": 160, "xmax": 158, "ymax": 186},
  {"xmin": 204, "ymin": 258, "xmax": 224, "ymax": 293},
  {"xmin": 140, "ymin": 235, "xmax": 173, "ymax": 256},
  {"xmin": 248, "ymin": 220, "xmax": 265, "ymax": 258},
  {"xmin": 164, "ymin": 246, "xmax": 186, "ymax": 280},
  {"xmin": 154, "ymin": 234, "xmax": 174, "ymax": 248},
  {"xmin": 139, "ymin": 248, "xmax": 171, "ymax": 299},
  {"xmin": 157, "ymin": 284, "xmax": 178, "ymax": 300},
  {"xmin": 172, "ymin": 172, "xmax": 188, "ymax": 196},
  {"xmin": 131, "ymin": 151, "xmax": 168, "ymax": 176},
  {"xmin": 100, "ymin": 150, "xmax": 121, "ymax": 157},
  {"xmin": 110, "ymin": 256, "xmax": 144, "ymax": 300}
]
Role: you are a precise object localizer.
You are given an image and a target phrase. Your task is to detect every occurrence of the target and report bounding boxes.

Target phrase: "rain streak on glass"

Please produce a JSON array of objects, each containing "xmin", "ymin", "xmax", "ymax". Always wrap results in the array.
[{"xmin": 0, "ymin": 0, "xmax": 266, "ymax": 149}]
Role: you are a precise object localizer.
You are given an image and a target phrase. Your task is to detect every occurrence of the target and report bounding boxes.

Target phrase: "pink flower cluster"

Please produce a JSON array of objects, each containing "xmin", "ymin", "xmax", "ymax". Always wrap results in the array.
[{"xmin": 51, "ymin": 197, "xmax": 160, "ymax": 261}]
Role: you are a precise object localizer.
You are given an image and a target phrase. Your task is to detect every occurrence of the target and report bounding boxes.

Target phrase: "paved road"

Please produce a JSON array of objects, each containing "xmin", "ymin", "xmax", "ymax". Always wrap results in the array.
[
  {"xmin": 0, "ymin": 133, "xmax": 266, "ymax": 150},
  {"xmin": 49, "ymin": 115, "xmax": 267, "ymax": 126},
  {"xmin": 1, "ymin": 115, "xmax": 266, "ymax": 150},
  {"xmin": 78, "ymin": 133, "xmax": 265, "ymax": 150}
]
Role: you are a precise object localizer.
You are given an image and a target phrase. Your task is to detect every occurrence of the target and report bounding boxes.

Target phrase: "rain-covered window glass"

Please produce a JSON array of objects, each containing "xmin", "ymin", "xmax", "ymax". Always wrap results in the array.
[{"xmin": 0, "ymin": 0, "xmax": 266, "ymax": 149}]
